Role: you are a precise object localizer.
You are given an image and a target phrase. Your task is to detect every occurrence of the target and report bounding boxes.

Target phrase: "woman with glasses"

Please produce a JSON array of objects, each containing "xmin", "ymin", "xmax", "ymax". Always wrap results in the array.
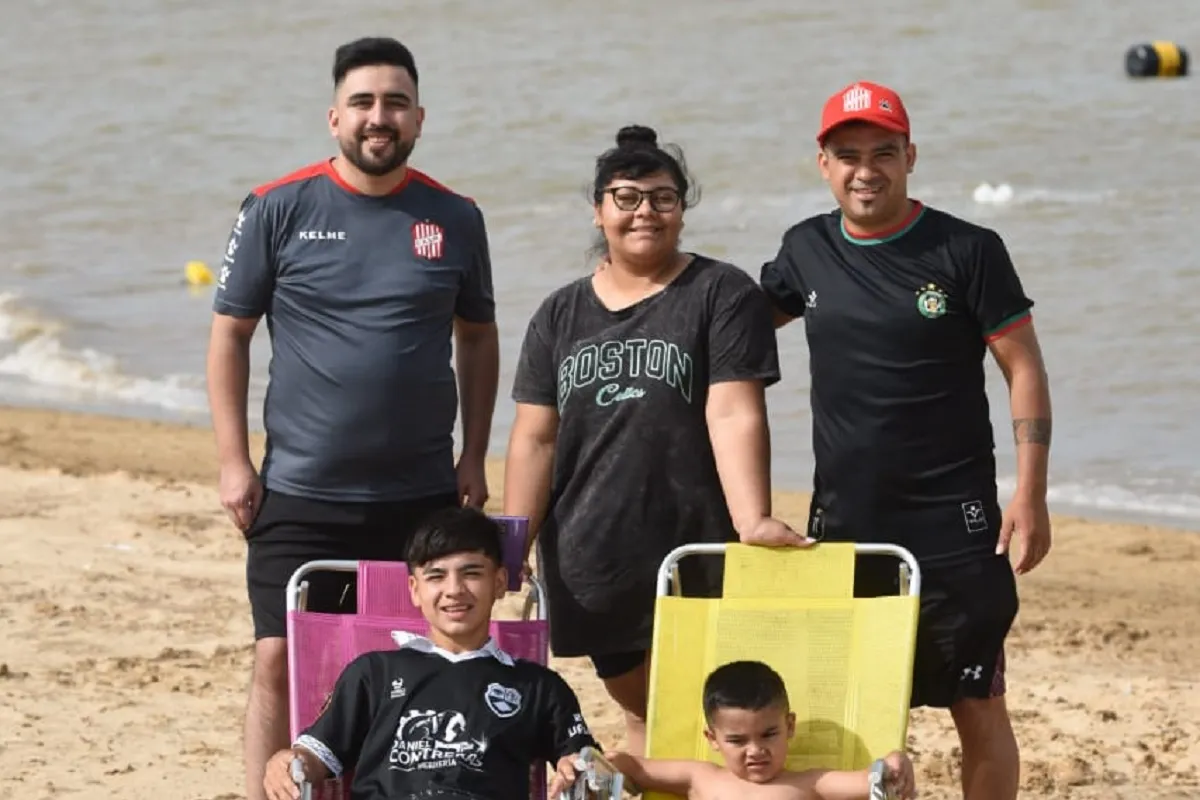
[{"xmin": 503, "ymin": 124, "xmax": 809, "ymax": 754}]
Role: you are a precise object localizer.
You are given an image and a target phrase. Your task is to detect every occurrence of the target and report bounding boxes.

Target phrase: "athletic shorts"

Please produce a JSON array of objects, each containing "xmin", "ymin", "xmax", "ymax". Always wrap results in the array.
[
  {"xmin": 590, "ymin": 650, "xmax": 648, "ymax": 680},
  {"xmin": 244, "ymin": 489, "xmax": 459, "ymax": 640},
  {"xmin": 854, "ymin": 552, "xmax": 1018, "ymax": 709}
]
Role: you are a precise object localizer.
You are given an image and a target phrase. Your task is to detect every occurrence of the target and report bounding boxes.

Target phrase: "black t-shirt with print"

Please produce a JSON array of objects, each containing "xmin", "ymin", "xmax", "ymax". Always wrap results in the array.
[
  {"xmin": 511, "ymin": 255, "xmax": 781, "ymax": 658},
  {"xmin": 296, "ymin": 637, "xmax": 598, "ymax": 800},
  {"xmin": 759, "ymin": 203, "xmax": 1034, "ymax": 567}
]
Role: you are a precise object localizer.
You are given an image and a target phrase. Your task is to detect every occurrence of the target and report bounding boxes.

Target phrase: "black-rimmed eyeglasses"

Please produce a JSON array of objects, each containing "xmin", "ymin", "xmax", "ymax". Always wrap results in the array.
[{"xmin": 603, "ymin": 187, "xmax": 682, "ymax": 213}]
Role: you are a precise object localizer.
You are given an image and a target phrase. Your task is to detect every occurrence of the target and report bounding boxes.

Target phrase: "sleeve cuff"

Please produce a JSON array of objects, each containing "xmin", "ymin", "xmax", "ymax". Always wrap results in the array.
[
  {"xmin": 454, "ymin": 307, "xmax": 497, "ymax": 324},
  {"xmin": 511, "ymin": 391, "xmax": 559, "ymax": 407},
  {"xmin": 294, "ymin": 735, "xmax": 344, "ymax": 778},
  {"xmin": 212, "ymin": 299, "xmax": 265, "ymax": 318},
  {"xmin": 708, "ymin": 370, "xmax": 782, "ymax": 388},
  {"xmin": 983, "ymin": 310, "xmax": 1032, "ymax": 342}
]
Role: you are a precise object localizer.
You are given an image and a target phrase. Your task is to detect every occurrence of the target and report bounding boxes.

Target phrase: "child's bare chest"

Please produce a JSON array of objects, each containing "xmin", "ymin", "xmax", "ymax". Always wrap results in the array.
[{"xmin": 693, "ymin": 777, "xmax": 812, "ymax": 800}]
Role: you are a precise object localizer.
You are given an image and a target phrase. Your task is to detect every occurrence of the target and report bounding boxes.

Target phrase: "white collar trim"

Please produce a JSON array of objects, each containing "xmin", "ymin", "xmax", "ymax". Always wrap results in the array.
[{"xmin": 390, "ymin": 630, "xmax": 515, "ymax": 667}]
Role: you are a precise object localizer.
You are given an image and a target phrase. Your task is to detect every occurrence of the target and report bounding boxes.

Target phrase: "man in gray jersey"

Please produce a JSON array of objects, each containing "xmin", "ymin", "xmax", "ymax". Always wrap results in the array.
[{"xmin": 205, "ymin": 36, "xmax": 499, "ymax": 800}]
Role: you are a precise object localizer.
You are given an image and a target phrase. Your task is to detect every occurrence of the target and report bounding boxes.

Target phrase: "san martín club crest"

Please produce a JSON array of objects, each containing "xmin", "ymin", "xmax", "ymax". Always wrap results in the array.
[{"xmin": 915, "ymin": 283, "xmax": 948, "ymax": 319}]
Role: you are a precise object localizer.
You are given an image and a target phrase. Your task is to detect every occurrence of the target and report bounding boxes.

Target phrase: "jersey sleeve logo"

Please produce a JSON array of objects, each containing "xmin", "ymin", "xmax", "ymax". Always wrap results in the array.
[
  {"xmin": 483, "ymin": 682, "xmax": 523, "ymax": 718},
  {"xmin": 412, "ymin": 221, "xmax": 445, "ymax": 260},
  {"xmin": 915, "ymin": 283, "xmax": 948, "ymax": 319}
]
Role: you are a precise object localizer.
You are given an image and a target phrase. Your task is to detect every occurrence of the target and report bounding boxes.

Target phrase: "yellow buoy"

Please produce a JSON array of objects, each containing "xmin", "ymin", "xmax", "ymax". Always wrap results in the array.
[
  {"xmin": 1125, "ymin": 41, "xmax": 1189, "ymax": 78},
  {"xmin": 185, "ymin": 260, "xmax": 214, "ymax": 286}
]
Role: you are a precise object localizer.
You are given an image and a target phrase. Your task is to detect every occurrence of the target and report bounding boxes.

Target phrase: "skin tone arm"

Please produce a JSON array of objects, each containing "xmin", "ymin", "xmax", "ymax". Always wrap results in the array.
[
  {"xmin": 988, "ymin": 321, "xmax": 1053, "ymax": 574},
  {"xmin": 502, "ymin": 403, "xmax": 560, "ymax": 567},
  {"xmin": 206, "ymin": 313, "xmax": 264, "ymax": 530},
  {"xmin": 606, "ymin": 752, "xmax": 705, "ymax": 797},
  {"xmin": 771, "ymin": 307, "xmax": 797, "ymax": 329},
  {"xmin": 453, "ymin": 318, "xmax": 500, "ymax": 507},
  {"xmin": 802, "ymin": 760, "xmax": 916, "ymax": 800},
  {"xmin": 708, "ymin": 380, "xmax": 772, "ymax": 534},
  {"xmin": 708, "ymin": 381, "xmax": 810, "ymax": 546},
  {"xmin": 608, "ymin": 752, "xmax": 915, "ymax": 800}
]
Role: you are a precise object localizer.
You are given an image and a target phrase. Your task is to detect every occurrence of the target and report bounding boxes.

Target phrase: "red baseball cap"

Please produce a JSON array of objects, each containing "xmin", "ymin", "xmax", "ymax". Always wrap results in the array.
[{"xmin": 817, "ymin": 81, "xmax": 910, "ymax": 144}]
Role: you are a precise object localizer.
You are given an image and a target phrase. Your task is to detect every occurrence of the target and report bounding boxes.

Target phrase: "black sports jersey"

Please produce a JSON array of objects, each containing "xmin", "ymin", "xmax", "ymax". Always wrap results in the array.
[
  {"xmin": 295, "ymin": 633, "xmax": 598, "ymax": 800},
  {"xmin": 760, "ymin": 202, "xmax": 1034, "ymax": 566}
]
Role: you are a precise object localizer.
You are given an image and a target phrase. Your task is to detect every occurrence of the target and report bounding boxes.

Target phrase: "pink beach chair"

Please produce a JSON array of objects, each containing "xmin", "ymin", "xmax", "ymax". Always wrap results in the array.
[{"xmin": 284, "ymin": 516, "xmax": 550, "ymax": 800}]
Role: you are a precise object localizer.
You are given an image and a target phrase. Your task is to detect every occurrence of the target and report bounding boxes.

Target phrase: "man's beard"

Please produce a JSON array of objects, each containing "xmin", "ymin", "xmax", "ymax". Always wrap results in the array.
[{"xmin": 341, "ymin": 128, "xmax": 415, "ymax": 177}]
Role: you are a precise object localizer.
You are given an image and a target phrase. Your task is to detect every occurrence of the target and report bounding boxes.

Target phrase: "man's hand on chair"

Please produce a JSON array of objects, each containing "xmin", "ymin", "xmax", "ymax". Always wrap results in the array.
[
  {"xmin": 548, "ymin": 753, "xmax": 582, "ymax": 799},
  {"xmin": 739, "ymin": 516, "xmax": 814, "ymax": 548}
]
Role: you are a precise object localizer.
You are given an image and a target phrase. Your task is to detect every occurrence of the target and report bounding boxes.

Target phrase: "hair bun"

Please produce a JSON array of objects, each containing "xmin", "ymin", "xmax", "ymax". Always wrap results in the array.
[{"xmin": 615, "ymin": 125, "xmax": 658, "ymax": 150}]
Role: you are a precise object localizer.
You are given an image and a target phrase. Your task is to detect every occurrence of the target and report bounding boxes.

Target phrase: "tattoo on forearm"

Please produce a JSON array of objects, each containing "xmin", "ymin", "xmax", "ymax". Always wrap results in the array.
[{"xmin": 1012, "ymin": 418, "xmax": 1052, "ymax": 445}]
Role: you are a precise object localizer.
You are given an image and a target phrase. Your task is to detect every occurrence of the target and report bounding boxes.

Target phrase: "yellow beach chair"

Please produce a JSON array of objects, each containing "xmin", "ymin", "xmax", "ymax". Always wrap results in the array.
[{"xmin": 639, "ymin": 541, "xmax": 922, "ymax": 798}]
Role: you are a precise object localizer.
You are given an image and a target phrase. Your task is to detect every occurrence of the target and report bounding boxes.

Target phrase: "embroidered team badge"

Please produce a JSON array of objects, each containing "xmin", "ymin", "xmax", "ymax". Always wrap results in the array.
[
  {"xmin": 915, "ymin": 283, "xmax": 948, "ymax": 319},
  {"xmin": 412, "ymin": 220, "xmax": 445, "ymax": 260},
  {"xmin": 842, "ymin": 84, "xmax": 872, "ymax": 112},
  {"xmin": 483, "ymin": 682, "xmax": 523, "ymax": 718}
]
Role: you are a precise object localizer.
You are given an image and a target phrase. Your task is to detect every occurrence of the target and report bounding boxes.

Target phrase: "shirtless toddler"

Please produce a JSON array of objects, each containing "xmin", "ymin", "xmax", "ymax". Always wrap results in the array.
[{"xmin": 606, "ymin": 661, "xmax": 916, "ymax": 800}]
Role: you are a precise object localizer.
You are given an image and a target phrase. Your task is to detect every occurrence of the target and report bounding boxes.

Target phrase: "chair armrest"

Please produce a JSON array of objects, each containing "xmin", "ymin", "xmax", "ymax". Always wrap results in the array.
[
  {"xmin": 560, "ymin": 747, "xmax": 640, "ymax": 800},
  {"xmin": 291, "ymin": 756, "xmax": 314, "ymax": 800}
]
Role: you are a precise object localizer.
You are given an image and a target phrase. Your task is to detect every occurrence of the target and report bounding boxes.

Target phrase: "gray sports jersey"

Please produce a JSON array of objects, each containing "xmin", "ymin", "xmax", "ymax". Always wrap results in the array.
[{"xmin": 213, "ymin": 160, "xmax": 495, "ymax": 502}]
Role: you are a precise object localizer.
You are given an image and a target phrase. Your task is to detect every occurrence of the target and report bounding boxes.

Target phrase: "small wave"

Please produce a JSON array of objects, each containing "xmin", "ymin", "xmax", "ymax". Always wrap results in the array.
[
  {"xmin": 970, "ymin": 182, "xmax": 1117, "ymax": 207},
  {"xmin": 997, "ymin": 476, "xmax": 1200, "ymax": 527},
  {"xmin": 0, "ymin": 293, "xmax": 208, "ymax": 415}
]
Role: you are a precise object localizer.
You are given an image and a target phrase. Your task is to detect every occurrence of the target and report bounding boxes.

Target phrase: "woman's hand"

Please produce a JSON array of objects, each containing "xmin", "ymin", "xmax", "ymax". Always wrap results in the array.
[{"xmin": 738, "ymin": 516, "xmax": 814, "ymax": 548}]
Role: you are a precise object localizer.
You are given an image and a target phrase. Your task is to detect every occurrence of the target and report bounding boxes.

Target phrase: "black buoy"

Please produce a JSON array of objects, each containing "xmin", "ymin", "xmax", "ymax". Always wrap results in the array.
[{"xmin": 1125, "ymin": 41, "xmax": 1189, "ymax": 78}]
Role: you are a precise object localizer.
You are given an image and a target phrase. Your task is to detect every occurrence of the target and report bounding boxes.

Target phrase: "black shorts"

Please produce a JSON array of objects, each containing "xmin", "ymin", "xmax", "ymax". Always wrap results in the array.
[
  {"xmin": 244, "ymin": 489, "xmax": 459, "ymax": 640},
  {"xmin": 855, "ymin": 553, "xmax": 1018, "ymax": 709},
  {"xmin": 591, "ymin": 650, "xmax": 648, "ymax": 680}
]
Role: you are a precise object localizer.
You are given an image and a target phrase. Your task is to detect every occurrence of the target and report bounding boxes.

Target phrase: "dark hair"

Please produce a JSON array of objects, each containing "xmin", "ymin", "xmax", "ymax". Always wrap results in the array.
[
  {"xmin": 333, "ymin": 37, "xmax": 419, "ymax": 88},
  {"xmin": 406, "ymin": 506, "xmax": 504, "ymax": 570},
  {"xmin": 588, "ymin": 125, "xmax": 701, "ymax": 259},
  {"xmin": 702, "ymin": 661, "xmax": 790, "ymax": 721},
  {"xmin": 592, "ymin": 125, "xmax": 698, "ymax": 208}
]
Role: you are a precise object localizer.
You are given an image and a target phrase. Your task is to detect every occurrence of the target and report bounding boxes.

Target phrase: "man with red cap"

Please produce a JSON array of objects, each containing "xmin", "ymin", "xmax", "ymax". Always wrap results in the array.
[{"xmin": 759, "ymin": 81, "xmax": 1054, "ymax": 800}]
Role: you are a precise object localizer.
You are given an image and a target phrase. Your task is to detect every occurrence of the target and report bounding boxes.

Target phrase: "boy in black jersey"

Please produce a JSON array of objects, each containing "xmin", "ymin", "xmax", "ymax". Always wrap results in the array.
[{"xmin": 263, "ymin": 506, "xmax": 599, "ymax": 800}]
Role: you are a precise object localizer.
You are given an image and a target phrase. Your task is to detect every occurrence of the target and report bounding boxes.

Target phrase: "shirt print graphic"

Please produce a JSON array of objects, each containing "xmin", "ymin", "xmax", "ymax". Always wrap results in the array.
[
  {"xmin": 388, "ymin": 708, "xmax": 488, "ymax": 772},
  {"xmin": 556, "ymin": 338, "xmax": 695, "ymax": 410}
]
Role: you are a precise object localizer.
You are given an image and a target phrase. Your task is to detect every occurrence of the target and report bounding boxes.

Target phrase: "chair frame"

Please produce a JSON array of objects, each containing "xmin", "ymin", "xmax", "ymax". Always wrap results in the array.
[
  {"xmin": 655, "ymin": 541, "xmax": 923, "ymax": 598},
  {"xmin": 283, "ymin": 557, "xmax": 549, "ymax": 800},
  {"xmin": 284, "ymin": 560, "xmax": 548, "ymax": 619},
  {"xmin": 636, "ymin": 541, "xmax": 923, "ymax": 799}
]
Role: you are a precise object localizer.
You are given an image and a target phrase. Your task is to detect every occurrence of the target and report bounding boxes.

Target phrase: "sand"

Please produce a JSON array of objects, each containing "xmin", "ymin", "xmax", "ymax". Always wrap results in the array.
[{"xmin": 0, "ymin": 405, "xmax": 1197, "ymax": 800}]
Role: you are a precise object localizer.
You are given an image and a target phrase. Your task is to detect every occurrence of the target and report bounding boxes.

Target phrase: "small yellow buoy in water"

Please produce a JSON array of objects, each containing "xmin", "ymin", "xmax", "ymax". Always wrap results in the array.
[
  {"xmin": 185, "ymin": 260, "xmax": 214, "ymax": 286},
  {"xmin": 1125, "ymin": 41, "xmax": 1189, "ymax": 78}
]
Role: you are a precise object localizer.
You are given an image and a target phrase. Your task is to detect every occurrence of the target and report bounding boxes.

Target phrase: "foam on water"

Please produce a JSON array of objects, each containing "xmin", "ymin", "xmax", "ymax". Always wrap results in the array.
[
  {"xmin": 0, "ymin": 292, "xmax": 209, "ymax": 415},
  {"xmin": 997, "ymin": 476, "xmax": 1200, "ymax": 530},
  {"xmin": 969, "ymin": 182, "xmax": 1118, "ymax": 207}
]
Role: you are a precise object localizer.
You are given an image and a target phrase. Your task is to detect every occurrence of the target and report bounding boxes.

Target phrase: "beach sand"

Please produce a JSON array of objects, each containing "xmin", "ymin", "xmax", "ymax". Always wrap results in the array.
[{"xmin": 0, "ymin": 405, "xmax": 1197, "ymax": 800}]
